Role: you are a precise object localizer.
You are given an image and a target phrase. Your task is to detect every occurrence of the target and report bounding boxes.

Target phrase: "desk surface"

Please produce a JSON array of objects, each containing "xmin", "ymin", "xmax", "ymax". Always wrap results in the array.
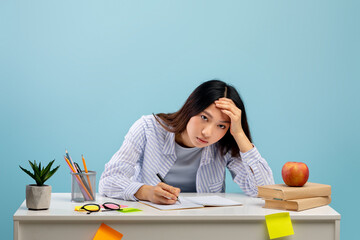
[{"xmin": 14, "ymin": 193, "xmax": 340, "ymax": 221}]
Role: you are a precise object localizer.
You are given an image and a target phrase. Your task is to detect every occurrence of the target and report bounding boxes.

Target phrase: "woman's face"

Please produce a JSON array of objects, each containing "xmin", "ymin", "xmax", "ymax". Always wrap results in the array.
[{"xmin": 179, "ymin": 103, "xmax": 231, "ymax": 148}]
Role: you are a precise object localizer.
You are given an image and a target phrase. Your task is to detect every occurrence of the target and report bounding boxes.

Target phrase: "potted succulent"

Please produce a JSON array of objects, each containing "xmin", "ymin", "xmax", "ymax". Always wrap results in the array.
[{"xmin": 19, "ymin": 159, "xmax": 60, "ymax": 210}]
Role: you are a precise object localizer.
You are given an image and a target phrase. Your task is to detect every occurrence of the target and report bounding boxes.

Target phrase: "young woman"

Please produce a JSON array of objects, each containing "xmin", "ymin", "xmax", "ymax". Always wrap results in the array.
[{"xmin": 99, "ymin": 80, "xmax": 274, "ymax": 204}]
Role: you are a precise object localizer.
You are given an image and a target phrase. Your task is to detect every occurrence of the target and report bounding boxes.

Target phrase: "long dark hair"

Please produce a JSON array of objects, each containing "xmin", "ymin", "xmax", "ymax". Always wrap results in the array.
[{"xmin": 155, "ymin": 80, "xmax": 252, "ymax": 157}]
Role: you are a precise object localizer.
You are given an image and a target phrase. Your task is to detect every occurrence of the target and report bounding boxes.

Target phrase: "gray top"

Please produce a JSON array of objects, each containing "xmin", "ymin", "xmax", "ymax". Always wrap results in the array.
[{"xmin": 164, "ymin": 142, "xmax": 202, "ymax": 192}]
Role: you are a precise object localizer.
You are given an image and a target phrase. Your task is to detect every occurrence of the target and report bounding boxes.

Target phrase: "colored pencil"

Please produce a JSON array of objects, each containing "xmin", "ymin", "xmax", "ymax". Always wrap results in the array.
[
  {"xmin": 66, "ymin": 149, "xmax": 76, "ymax": 171},
  {"xmin": 82, "ymin": 155, "xmax": 94, "ymax": 195}
]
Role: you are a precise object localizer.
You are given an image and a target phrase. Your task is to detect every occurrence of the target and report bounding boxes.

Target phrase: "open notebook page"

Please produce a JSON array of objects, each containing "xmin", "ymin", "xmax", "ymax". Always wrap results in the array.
[
  {"xmin": 184, "ymin": 196, "xmax": 242, "ymax": 207},
  {"xmin": 140, "ymin": 197, "xmax": 203, "ymax": 210},
  {"xmin": 140, "ymin": 196, "xmax": 242, "ymax": 210}
]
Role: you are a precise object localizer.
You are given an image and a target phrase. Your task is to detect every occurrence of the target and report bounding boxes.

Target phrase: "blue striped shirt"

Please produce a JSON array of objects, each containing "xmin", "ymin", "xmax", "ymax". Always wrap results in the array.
[{"xmin": 99, "ymin": 115, "xmax": 274, "ymax": 201}]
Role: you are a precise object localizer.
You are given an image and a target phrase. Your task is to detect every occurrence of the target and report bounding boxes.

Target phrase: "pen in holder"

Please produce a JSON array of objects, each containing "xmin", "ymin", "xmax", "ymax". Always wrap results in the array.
[{"xmin": 71, "ymin": 171, "xmax": 96, "ymax": 202}]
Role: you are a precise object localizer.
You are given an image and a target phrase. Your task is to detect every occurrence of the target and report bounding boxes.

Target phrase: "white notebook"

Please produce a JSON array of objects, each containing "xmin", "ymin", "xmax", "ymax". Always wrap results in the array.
[{"xmin": 140, "ymin": 196, "xmax": 242, "ymax": 210}]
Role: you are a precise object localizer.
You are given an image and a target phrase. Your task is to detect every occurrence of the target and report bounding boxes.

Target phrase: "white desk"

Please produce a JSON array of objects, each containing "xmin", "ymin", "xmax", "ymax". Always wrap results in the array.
[{"xmin": 13, "ymin": 193, "xmax": 340, "ymax": 240}]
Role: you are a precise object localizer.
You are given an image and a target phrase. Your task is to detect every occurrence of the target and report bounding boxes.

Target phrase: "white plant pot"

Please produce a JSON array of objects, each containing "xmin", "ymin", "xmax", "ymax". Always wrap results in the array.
[{"xmin": 26, "ymin": 185, "xmax": 52, "ymax": 210}]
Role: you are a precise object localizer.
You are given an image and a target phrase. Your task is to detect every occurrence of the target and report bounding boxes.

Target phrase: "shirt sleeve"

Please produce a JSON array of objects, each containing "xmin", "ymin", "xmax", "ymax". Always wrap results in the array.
[
  {"xmin": 98, "ymin": 117, "xmax": 147, "ymax": 201},
  {"xmin": 226, "ymin": 146, "xmax": 274, "ymax": 197}
]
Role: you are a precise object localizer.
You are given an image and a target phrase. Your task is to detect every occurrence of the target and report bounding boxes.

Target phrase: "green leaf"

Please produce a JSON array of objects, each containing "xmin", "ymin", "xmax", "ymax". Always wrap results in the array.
[
  {"xmin": 34, "ymin": 173, "xmax": 43, "ymax": 186},
  {"xmin": 42, "ymin": 160, "xmax": 57, "ymax": 183},
  {"xmin": 19, "ymin": 165, "xmax": 35, "ymax": 180},
  {"xmin": 29, "ymin": 160, "xmax": 41, "ymax": 177},
  {"xmin": 31, "ymin": 161, "xmax": 43, "ymax": 185},
  {"xmin": 42, "ymin": 165, "xmax": 60, "ymax": 184},
  {"xmin": 28, "ymin": 160, "xmax": 35, "ymax": 171},
  {"xmin": 41, "ymin": 159, "xmax": 54, "ymax": 179}
]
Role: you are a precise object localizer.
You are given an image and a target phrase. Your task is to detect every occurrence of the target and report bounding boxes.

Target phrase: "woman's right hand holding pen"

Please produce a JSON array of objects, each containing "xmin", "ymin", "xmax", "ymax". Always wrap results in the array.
[{"xmin": 135, "ymin": 183, "xmax": 180, "ymax": 205}]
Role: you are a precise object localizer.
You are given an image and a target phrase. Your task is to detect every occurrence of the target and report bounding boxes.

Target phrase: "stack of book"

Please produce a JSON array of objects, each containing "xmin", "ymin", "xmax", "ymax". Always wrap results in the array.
[{"xmin": 257, "ymin": 182, "xmax": 331, "ymax": 211}]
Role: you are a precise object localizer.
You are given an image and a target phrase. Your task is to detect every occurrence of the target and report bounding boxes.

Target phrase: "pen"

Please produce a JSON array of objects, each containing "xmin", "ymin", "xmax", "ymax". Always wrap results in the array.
[{"xmin": 156, "ymin": 173, "xmax": 181, "ymax": 204}]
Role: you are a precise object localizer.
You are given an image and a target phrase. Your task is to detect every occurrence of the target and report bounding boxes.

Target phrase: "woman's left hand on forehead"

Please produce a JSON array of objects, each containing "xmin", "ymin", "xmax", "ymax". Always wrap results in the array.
[{"xmin": 215, "ymin": 98, "xmax": 243, "ymax": 136}]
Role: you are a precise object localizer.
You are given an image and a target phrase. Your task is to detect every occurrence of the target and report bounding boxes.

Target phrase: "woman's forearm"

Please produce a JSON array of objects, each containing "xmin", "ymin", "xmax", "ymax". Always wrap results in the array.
[{"xmin": 233, "ymin": 131, "xmax": 253, "ymax": 153}]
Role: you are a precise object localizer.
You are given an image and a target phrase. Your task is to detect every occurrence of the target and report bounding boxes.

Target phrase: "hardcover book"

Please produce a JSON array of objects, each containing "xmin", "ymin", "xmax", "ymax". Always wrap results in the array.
[
  {"xmin": 257, "ymin": 182, "xmax": 331, "ymax": 200},
  {"xmin": 264, "ymin": 196, "xmax": 331, "ymax": 211}
]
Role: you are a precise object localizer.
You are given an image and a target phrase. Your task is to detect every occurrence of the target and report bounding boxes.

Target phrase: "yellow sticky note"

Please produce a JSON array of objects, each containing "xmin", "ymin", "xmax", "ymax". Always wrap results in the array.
[
  {"xmin": 265, "ymin": 212, "xmax": 294, "ymax": 239},
  {"xmin": 93, "ymin": 223, "xmax": 123, "ymax": 240},
  {"xmin": 74, "ymin": 205, "xmax": 99, "ymax": 211}
]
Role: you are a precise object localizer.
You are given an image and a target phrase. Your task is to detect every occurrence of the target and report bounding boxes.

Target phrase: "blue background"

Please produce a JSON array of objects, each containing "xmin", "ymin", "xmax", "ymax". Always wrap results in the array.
[{"xmin": 1, "ymin": 1, "xmax": 359, "ymax": 239}]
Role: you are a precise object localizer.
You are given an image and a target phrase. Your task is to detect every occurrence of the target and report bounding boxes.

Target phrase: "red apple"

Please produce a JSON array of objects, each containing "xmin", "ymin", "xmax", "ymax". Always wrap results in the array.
[{"xmin": 282, "ymin": 162, "xmax": 309, "ymax": 187}]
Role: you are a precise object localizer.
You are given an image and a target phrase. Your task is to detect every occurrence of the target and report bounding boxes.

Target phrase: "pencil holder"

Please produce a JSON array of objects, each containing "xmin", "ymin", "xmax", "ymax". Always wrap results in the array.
[{"xmin": 71, "ymin": 171, "xmax": 96, "ymax": 202}]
